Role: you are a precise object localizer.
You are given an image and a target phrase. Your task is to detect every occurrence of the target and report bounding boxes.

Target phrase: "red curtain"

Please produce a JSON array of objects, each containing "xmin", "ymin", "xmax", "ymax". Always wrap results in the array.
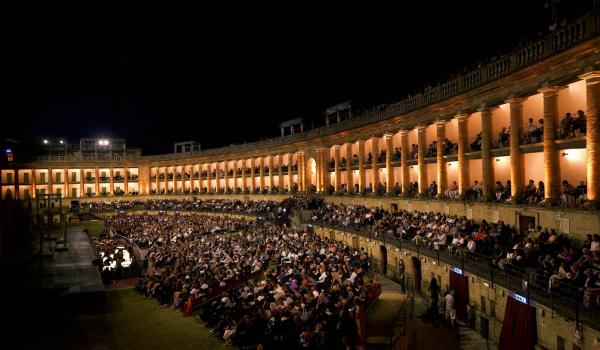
[
  {"xmin": 449, "ymin": 271, "xmax": 468, "ymax": 322},
  {"xmin": 499, "ymin": 296, "xmax": 537, "ymax": 350}
]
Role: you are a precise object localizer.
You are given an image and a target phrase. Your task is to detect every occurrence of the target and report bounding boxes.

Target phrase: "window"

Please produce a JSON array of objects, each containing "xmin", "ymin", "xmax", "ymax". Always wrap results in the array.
[
  {"xmin": 24, "ymin": 189, "xmax": 30, "ymax": 199},
  {"xmin": 71, "ymin": 172, "xmax": 77, "ymax": 182},
  {"xmin": 489, "ymin": 300, "xmax": 495, "ymax": 317},
  {"xmin": 24, "ymin": 173, "xmax": 30, "ymax": 183},
  {"xmin": 86, "ymin": 172, "xmax": 92, "ymax": 178},
  {"xmin": 55, "ymin": 188, "xmax": 61, "ymax": 196},
  {"xmin": 55, "ymin": 172, "xmax": 61, "ymax": 183},
  {"xmin": 6, "ymin": 173, "xmax": 13, "ymax": 183},
  {"xmin": 40, "ymin": 172, "xmax": 46, "ymax": 183},
  {"xmin": 71, "ymin": 188, "xmax": 77, "ymax": 198}
]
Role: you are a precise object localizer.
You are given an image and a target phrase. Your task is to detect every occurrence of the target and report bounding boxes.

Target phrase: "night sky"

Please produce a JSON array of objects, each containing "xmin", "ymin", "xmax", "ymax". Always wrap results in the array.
[{"xmin": 0, "ymin": 0, "xmax": 590, "ymax": 155}]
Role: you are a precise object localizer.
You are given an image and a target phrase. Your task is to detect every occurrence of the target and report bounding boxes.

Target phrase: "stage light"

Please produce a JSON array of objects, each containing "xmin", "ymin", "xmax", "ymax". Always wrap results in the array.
[{"xmin": 43, "ymin": 139, "xmax": 48, "ymax": 144}]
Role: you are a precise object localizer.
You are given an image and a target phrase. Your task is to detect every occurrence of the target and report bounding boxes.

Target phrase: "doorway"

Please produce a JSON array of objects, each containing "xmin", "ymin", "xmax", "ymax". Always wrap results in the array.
[
  {"xmin": 411, "ymin": 256, "xmax": 422, "ymax": 291},
  {"xmin": 450, "ymin": 270, "xmax": 469, "ymax": 324},
  {"xmin": 518, "ymin": 215, "xmax": 536, "ymax": 237},
  {"xmin": 379, "ymin": 245, "xmax": 388, "ymax": 275}
]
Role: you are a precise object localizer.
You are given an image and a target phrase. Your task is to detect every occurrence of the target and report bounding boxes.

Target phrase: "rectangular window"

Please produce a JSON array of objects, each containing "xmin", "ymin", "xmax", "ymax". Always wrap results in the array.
[
  {"xmin": 24, "ymin": 173, "xmax": 30, "ymax": 183},
  {"xmin": 40, "ymin": 188, "xmax": 45, "ymax": 195},
  {"xmin": 6, "ymin": 173, "xmax": 13, "ymax": 183},
  {"xmin": 87, "ymin": 187, "xmax": 92, "ymax": 194},
  {"xmin": 40, "ymin": 173, "xmax": 46, "ymax": 183},
  {"xmin": 71, "ymin": 172, "xmax": 77, "ymax": 182},
  {"xmin": 115, "ymin": 171, "xmax": 121, "ymax": 177},
  {"xmin": 102, "ymin": 186, "xmax": 107, "ymax": 193},
  {"xmin": 86, "ymin": 171, "xmax": 92, "ymax": 178},
  {"xmin": 101, "ymin": 172, "xmax": 107, "ymax": 178},
  {"xmin": 55, "ymin": 172, "xmax": 61, "ymax": 183},
  {"xmin": 24, "ymin": 189, "xmax": 30, "ymax": 199},
  {"xmin": 71, "ymin": 188, "xmax": 77, "ymax": 198},
  {"xmin": 55, "ymin": 188, "xmax": 61, "ymax": 196}
]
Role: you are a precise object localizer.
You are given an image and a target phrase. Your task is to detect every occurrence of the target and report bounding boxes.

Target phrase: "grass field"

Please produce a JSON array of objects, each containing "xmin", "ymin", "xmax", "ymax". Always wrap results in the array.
[
  {"xmin": 70, "ymin": 219, "xmax": 105, "ymax": 238},
  {"xmin": 102, "ymin": 289, "xmax": 231, "ymax": 350}
]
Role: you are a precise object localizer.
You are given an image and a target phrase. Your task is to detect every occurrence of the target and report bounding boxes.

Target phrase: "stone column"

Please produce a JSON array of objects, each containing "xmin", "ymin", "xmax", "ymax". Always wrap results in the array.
[
  {"xmin": 314, "ymin": 149, "xmax": 322, "ymax": 192},
  {"xmin": 240, "ymin": 160, "xmax": 246, "ymax": 192},
  {"xmin": 48, "ymin": 168, "xmax": 53, "ymax": 195},
  {"xmin": 457, "ymin": 114, "xmax": 470, "ymax": 196},
  {"xmin": 358, "ymin": 140, "xmax": 366, "ymax": 192},
  {"xmin": 94, "ymin": 168, "xmax": 99, "ymax": 196},
  {"xmin": 155, "ymin": 168, "xmax": 159, "ymax": 193},
  {"xmin": 109, "ymin": 168, "xmax": 114, "ymax": 195},
  {"xmin": 164, "ymin": 167, "xmax": 169, "ymax": 192},
  {"xmin": 370, "ymin": 137, "xmax": 379, "ymax": 193},
  {"xmin": 64, "ymin": 168, "xmax": 69, "ymax": 198},
  {"xmin": 124, "ymin": 166, "xmax": 129, "ymax": 194},
  {"xmin": 333, "ymin": 145, "xmax": 341, "ymax": 192},
  {"xmin": 206, "ymin": 164, "xmax": 212, "ymax": 192},
  {"xmin": 320, "ymin": 148, "xmax": 330, "ymax": 192},
  {"xmin": 277, "ymin": 155, "xmax": 284, "ymax": 191},
  {"xmin": 508, "ymin": 98, "xmax": 526, "ymax": 201},
  {"xmin": 32, "ymin": 170, "xmax": 37, "ymax": 199},
  {"xmin": 224, "ymin": 161, "xmax": 229, "ymax": 192},
  {"xmin": 436, "ymin": 120, "xmax": 447, "ymax": 196},
  {"xmin": 259, "ymin": 157, "xmax": 265, "ymax": 191},
  {"xmin": 249, "ymin": 159, "xmax": 255, "ymax": 191},
  {"xmin": 539, "ymin": 86, "xmax": 561, "ymax": 205},
  {"xmin": 400, "ymin": 129, "xmax": 410, "ymax": 195},
  {"xmin": 581, "ymin": 71, "xmax": 600, "ymax": 206},
  {"xmin": 297, "ymin": 152, "xmax": 305, "ymax": 192},
  {"xmin": 480, "ymin": 107, "xmax": 495, "ymax": 200},
  {"xmin": 268, "ymin": 156, "xmax": 274, "ymax": 192},
  {"xmin": 287, "ymin": 154, "xmax": 293, "ymax": 191},
  {"xmin": 416, "ymin": 125, "xmax": 428, "ymax": 196},
  {"xmin": 79, "ymin": 168, "xmax": 84, "ymax": 198},
  {"xmin": 345, "ymin": 143, "xmax": 353, "ymax": 192},
  {"xmin": 384, "ymin": 133, "xmax": 394, "ymax": 194}
]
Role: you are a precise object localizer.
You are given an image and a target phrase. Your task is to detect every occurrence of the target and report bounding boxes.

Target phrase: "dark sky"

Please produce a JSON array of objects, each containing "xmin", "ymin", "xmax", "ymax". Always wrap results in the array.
[{"xmin": 0, "ymin": 0, "xmax": 590, "ymax": 154}]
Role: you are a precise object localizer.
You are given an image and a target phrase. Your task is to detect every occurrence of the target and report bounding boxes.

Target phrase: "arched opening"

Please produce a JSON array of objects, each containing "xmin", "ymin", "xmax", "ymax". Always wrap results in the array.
[
  {"xmin": 379, "ymin": 245, "xmax": 388, "ymax": 275},
  {"xmin": 411, "ymin": 256, "xmax": 422, "ymax": 291}
]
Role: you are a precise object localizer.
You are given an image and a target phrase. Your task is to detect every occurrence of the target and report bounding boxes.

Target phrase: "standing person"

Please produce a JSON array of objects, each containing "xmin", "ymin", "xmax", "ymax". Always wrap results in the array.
[
  {"xmin": 445, "ymin": 289, "xmax": 456, "ymax": 328},
  {"xmin": 398, "ymin": 259, "xmax": 406, "ymax": 294},
  {"xmin": 428, "ymin": 277, "xmax": 441, "ymax": 322}
]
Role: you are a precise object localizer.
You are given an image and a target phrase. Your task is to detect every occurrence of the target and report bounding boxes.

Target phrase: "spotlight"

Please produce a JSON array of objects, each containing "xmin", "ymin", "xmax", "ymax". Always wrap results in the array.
[{"xmin": 43, "ymin": 139, "xmax": 48, "ymax": 144}]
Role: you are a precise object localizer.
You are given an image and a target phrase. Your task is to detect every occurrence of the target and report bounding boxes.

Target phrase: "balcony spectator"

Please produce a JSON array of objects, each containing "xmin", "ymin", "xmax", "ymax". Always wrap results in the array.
[
  {"xmin": 497, "ymin": 126, "xmax": 510, "ymax": 148},
  {"xmin": 393, "ymin": 147, "xmax": 401, "ymax": 161},
  {"xmin": 427, "ymin": 181, "xmax": 437, "ymax": 198},
  {"xmin": 410, "ymin": 144, "xmax": 418, "ymax": 159},
  {"xmin": 471, "ymin": 133, "xmax": 482, "ymax": 151},
  {"xmin": 574, "ymin": 109, "xmax": 586, "ymax": 135}
]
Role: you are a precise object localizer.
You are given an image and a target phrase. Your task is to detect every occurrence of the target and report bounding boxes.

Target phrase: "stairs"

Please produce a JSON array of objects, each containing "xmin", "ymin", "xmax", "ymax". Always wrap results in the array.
[{"xmin": 457, "ymin": 326, "xmax": 497, "ymax": 350}]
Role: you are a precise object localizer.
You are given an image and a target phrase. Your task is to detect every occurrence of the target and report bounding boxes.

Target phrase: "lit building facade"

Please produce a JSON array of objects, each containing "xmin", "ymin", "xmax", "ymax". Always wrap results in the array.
[{"xmin": 2, "ymin": 11, "xmax": 600, "ymax": 239}]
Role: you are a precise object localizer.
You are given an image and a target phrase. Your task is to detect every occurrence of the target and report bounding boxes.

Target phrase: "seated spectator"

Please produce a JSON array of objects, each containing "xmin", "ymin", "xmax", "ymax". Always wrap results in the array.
[
  {"xmin": 497, "ymin": 126, "xmax": 509, "ymax": 148},
  {"xmin": 561, "ymin": 180, "xmax": 575, "ymax": 207},
  {"xmin": 574, "ymin": 109, "xmax": 586, "ymax": 136},
  {"xmin": 471, "ymin": 133, "xmax": 482, "ymax": 151},
  {"xmin": 559, "ymin": 112, "xmax": 575, "ymax": 139}
]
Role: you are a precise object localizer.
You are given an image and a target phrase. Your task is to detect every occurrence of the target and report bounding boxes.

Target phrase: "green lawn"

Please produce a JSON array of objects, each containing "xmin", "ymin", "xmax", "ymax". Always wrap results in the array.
[
  {"xmin": 103, "ymin": 289, "xmax": 231, "ymax": 350},
  {"xmin": 71, "ymin": 220, "xmax": 105, "ymax": 238}
]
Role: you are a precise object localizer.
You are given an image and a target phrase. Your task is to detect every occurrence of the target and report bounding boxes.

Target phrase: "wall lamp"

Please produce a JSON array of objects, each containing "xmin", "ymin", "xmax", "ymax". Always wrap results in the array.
[{"xmin": 561, "ymin": 152, "xmax": 569, "ymax": 157}]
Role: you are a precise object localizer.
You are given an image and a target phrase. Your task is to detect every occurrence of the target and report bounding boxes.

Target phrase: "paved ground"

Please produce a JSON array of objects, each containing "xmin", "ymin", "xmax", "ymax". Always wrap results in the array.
[{"xmin": 365, "ymin": 272, "xmax": 496, "ymax": 350}]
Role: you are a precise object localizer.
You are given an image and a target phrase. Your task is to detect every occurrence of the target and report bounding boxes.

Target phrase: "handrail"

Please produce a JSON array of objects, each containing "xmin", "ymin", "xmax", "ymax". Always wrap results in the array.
[{"xmin": 308, "ymin": 220, "xmax": 600, "ymax": 331}]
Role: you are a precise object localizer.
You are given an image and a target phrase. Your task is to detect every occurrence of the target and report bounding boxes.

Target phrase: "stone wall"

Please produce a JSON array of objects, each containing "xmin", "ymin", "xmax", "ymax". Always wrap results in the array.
[{"xmin": 313, "ymin": 225, "xmax": 600, "ymax": 350}]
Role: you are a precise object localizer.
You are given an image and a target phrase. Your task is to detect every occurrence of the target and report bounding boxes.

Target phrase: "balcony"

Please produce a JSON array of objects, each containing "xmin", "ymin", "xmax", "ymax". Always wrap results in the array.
[
  {"xmin": 99, "ymin": 177, "xmax": 110, "ymax": 183},
  {"xmin": 84, "ymin": 177, "xmax": 95, "ymax": 183},
  {"xmin": 113, "ymin": 176, "xmax": 125, "ymax": 182}
]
